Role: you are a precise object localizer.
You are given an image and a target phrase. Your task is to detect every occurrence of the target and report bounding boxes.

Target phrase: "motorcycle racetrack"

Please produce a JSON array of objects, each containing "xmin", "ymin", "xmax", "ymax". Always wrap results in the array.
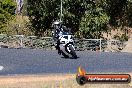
[{"xmin": 0, "ymin": 48, "xmax": 132, "ymax": 75}]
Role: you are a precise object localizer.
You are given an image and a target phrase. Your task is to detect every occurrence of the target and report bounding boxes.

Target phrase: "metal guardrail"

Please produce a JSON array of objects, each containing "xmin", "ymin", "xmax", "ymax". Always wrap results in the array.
[
  {"xmin": 74, "ymin": 38, "xmax": 103, "ymax": 51},
  {"xmin": 0, "ymin": 34, "xmax": 125, "ymax": 51}
]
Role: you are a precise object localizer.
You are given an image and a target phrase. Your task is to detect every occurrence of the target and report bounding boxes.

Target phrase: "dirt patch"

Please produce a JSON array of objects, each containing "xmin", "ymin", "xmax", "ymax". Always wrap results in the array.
[
  {"xmin": 0, "ymin": 74, "xmax": 132, "ymax": 88},
  {"xmin": 122, "ymin": 37, "xmax": 132, "ymax": 53},
  {"xmin": 0, "ymin": 74, "xmax": 74, "ymax": 85}
]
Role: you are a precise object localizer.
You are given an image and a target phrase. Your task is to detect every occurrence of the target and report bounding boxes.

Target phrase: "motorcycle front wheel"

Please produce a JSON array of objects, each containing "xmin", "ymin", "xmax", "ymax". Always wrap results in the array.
[
  {"xmin": 61, "ymin": 51, "xmax": 69, "ymax": 58},
  {"xmin": 69, "ymin": 45, "xmax": 77, "ymax": 59}
]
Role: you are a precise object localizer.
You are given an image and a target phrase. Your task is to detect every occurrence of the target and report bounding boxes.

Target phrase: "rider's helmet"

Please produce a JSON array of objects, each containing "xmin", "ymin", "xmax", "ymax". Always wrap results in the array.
[
  {"xmin": 53, "ymin": 21, "xmax": 62, "ymax": 30},
  {"xmin": 52, "ymin": 21, "xmax": 62, "ymax": 39}
]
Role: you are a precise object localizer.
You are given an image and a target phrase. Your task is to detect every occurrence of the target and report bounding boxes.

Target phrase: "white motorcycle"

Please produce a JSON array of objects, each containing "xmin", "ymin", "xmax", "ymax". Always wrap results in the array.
[{"xmin": 58, "ymin": 31, "xmax": 77, "ymax": 59}]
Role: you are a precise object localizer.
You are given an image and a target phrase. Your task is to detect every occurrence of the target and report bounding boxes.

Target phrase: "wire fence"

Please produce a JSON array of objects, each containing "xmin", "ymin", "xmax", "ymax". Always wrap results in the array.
[{"xmin": 0, "ymin": 34, "xmax": 125, "ymax": 52}]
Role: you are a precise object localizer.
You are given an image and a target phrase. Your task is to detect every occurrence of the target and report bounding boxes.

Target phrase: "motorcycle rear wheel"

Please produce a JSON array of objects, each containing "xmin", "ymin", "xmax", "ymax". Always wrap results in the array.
[{"xmin": 69, "ymin": 45, "xmax": 77, "ymax": 59}]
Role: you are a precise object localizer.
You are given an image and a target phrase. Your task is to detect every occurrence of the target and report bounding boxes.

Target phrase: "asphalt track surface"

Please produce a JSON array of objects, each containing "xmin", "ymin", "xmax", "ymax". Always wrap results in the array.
[{"xmin": 0, "ymin": 48, "xmax": 132, "ymax": 75}]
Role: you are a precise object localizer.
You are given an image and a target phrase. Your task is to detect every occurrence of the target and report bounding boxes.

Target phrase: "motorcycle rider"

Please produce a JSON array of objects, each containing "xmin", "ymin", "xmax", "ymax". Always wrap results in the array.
[{"xmin": 52, "ymin": 21, "xmax": 70, "ymax": 55}]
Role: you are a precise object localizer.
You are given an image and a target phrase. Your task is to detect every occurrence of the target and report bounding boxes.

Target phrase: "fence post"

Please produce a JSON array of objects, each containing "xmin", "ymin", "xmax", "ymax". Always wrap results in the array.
[
  {"xmin": 14, "ymin": 35, "xmax": 24, "ymax": 48},
  {"xmin": 100, "ymin": 39, "xmax": 102, "ymax": 52},
  {"xmin": 20, "ymin": 35, "xmax": 24, "ymax": 48}
]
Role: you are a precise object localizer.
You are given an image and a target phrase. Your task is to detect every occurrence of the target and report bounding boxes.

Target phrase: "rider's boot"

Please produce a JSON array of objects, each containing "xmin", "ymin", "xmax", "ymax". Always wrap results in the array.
[
  {"xmin": 57, "ymin": 44, "xmax": 61, "ymax": 55},
  {"xmin": 57, "ymin": 41, "xmax": 61, "ymax": 55}
]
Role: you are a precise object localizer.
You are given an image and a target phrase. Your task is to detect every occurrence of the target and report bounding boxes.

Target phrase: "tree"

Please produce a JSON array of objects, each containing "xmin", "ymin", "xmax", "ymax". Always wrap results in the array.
[
  {"xmin": 62, "ymin": 0, "xmax": 86, "ymax": 33},
  {"xmin": 27, "ymin": 0, "xmax": 61, "ymax": 36},
  {"xmin": 27, "ymin": 0, "xmax": 132, "ymax": 38},
  {"xmin": 126, "ymin": 0, "xmax": 132, "ymax": 27},
  {"xmin": 27, "ymin": 0, "xmax": 110, "ymax": 38},
  {"xmin": 104, "ymin": 0, "xmax": 127, "ymax": 27},
  {"xmin": 79, "ymin": 2, "xmax": 110, "ymax": 38},
  {"xmin": 0, "ymin": 0, "xmax": 16, "ymax": 34},
  {"xmin": 27, "ymin": 0, "xmax": 92, "ymax": 36}
]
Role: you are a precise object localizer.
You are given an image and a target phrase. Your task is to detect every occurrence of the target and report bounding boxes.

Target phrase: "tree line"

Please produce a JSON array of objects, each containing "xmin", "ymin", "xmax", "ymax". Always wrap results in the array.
[
  {"xmin": 0, "ymin": 0, "xmax": 16, "ymax": 34},
  {"xmin": 0, "ymin": 0, "xmax": 132, "ymax": 39}
]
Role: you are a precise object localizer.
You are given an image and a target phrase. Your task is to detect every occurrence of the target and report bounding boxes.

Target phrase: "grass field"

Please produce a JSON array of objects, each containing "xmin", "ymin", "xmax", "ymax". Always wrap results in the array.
[{"xmin": 0, "ymin": 74, "xmax": 131, "ymax": 88}]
